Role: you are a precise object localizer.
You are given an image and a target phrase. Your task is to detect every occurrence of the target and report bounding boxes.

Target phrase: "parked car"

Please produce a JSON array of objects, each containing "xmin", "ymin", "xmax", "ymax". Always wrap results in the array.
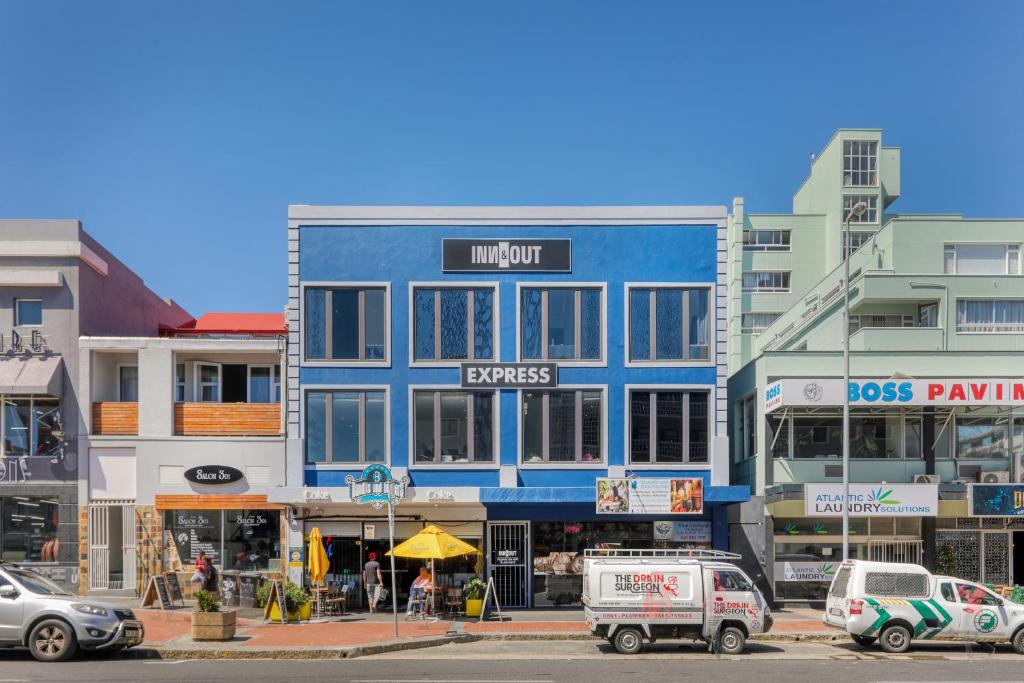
[
  {"xmin": 0, "ymin": 564, "xmax": 143, "ymax": 661},
  {"xmin": 582, "ymin": 549, "xmax": 771, "ymax": 655},
  {"xmin": 824, "ymin": 559, "xmax": 1024, "ymax": 653}
]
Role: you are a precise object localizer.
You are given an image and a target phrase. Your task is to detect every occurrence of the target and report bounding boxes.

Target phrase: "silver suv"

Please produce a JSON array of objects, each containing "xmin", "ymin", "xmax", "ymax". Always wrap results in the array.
[{"xmin": 0, "ymin": 564, "xmax": 143, "ymax": 662}]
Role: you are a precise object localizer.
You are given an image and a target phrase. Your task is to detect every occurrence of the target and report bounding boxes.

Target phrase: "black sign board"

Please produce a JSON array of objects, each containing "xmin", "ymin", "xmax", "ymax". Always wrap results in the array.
[
  {"xmin": 164, "ymin": 572, "xmax": 184, "ymax": 605},
  {"xmin": 461, "ymin": 363, "xmax": 557, "ymax": 389},
  {"xmin": 184, "ymin": 465, "xmax": 245, "ymax": 485},
  {"xmin": 239, "ymin": 573, "xmax": 259, "ymax": 609},
  {"xmin": 490, "ymin": 546, "xmax": 522, "ymax": 566},
  {"xmin": 443, "ymin": 239, "xmax": 572, "ymax": 272},
  {"xmin": 220, "ymin": 571, "xmax": 239, "ymax": 607},
  {"xmin": 141, "ymin": 575, "xmax": 173, "ymax": 610}
]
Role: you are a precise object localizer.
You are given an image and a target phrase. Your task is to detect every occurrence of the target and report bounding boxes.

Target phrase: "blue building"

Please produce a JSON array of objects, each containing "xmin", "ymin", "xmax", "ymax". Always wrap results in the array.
[{"xmin": 271, "ymin": 206, "xmax": 748, "ymax": 608}]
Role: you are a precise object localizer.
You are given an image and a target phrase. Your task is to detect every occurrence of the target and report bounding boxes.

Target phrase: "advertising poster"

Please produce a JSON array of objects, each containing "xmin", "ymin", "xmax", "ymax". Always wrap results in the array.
[
  {"xmin": 596, "ymin": 478, "xmax": 704, "ymax": 515},
  {"xmin": 596, "ymin": 479, "xmax": 630, "ymax": 513},
  {"xmin": 775, "ymin": 561, "xmax": 837, "ymax": 582},
  {"xmin": 653, "ymin": 520, "xmax": 712, "ymax": 544},
  {"xmin": 971, "ymin": 484, "xmax": 1024, "ymax": 517}
]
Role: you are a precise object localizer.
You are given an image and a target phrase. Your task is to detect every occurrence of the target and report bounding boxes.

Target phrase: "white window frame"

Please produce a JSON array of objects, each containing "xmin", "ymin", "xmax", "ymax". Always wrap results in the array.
[
  {"xmin": 174, "ymin": 363, "xmax": 186, "ymax": 402},
  {"xmin": 624, "ymin": 384, "xmax": 715, "ymax": 469},
  {"xmin": 116, "ymin": 364, "xmax": 139, "ymax": 402},
  {"xmin": 246, "ymin": 365, "xmax": 275, "ymax": 403},
  {"xmin": 407, "ymin": 281, "xmax": 500, "ymax": 367},
  {"xmin": 741, "ymin": 229, "xmax": 791, "ymax": 252},
  {"xmin": 842, "ymin": 139, "xmax": 879, "ymax": 187},
  {"xmin": 842, "ymin": 194, "xmax": 879, "ymax": 224},
  {"xmin": 301, "ymin": 385, "xmax": 391, "ymax": 469},
  {"xmin": 843, "ymin": 230, "xmax": 875, "ymax": 258},
  {"xmin": 195, "ymin": 363, "xmax": 222, "ymax": 403},
  {"xmin": 955, "ymin": 297, "xmax": 1024, "ymax": 334},
  {"xmin": 515, "ymin": 283, "xmax": 607, "ymax": 367},
  {"xmin": 299, "ymin": 281, "xmax": 392, "ymax": 368},
  {"xmin": 13, "ymin": 299, "xmax": 42, "ymax": 327},
  {"xmin": 741, "ymin": 271, "xmax": 791, "ymax": 293},
  {"xmin": 944, "ymin": 243, "xmax": 1021, "ymax": 275},
  {"xmin": 623, "ymin": 283, "xmax": 715, "ymax": 368},
  {"xmin": 740, "ymin": 312, "xmax": 781, "ymax": 335},
  {"xmin": 407, "ymin": 385, "xmax": 499, "ymax": 470},
  {"xmin": 517, "ymin": 384, "xmax": 608, "ymax": 469}
]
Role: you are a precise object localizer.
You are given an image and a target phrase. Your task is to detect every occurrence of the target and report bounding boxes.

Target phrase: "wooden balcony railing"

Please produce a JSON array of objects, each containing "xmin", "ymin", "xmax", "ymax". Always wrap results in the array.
[
  {"xmin": 174, "ymin": 402, "xmax": 282, "ymax": 436},
  {"xmin": 92, "ymin": 402, "xmax": 139, "ymax": 435}
]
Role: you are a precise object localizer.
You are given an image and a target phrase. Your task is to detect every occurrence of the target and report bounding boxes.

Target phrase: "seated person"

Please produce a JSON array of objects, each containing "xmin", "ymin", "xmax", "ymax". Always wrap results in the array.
[{"xmin": 406, "ymin": 565, "xmax": 433, "ymax": 617}]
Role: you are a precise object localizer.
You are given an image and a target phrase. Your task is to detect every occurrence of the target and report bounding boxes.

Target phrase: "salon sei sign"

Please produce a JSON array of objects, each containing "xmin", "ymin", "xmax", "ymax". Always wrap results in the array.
[{"xmin": 442, "ymin": 239, "xmax": 572, "ymax": 272}]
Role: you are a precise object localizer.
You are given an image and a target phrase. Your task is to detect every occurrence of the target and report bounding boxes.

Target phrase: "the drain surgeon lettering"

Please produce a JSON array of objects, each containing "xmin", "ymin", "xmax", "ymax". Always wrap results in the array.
[{"xmin": 614, "ymin": 573, "xmax": 679, "ymax": 597}]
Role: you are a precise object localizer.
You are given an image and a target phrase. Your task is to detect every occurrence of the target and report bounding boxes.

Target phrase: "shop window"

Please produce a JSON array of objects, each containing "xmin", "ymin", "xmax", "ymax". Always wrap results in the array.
[
  {"xmin": 305, "ymin": 390, "xmax": 388, "ymax": 465},
  {"xmin": 304, "ymin": 285, "xmax": 389, "ymax": 362},
  {"xmin": 520, "ymin": 286, "xmax": 603, "ymax": 362},
  {"xmin": 956, "ymin": 415, "xmax": 1008, "ymax": 459},
  {"xmin": 164, "ymin": 509, "xmax": 281, "ymax": 571},
  {"xmin": 118, "ymin": 366, "xmax": 139, "ymax": 402},
  {"xmin": 629, "ymin": 390, "xmax": 709, "ymax": 464},
  {"xmin": 1, "ymin": 398, "xmax": 61, "ymax": 458},
  {"xmin": 413, "ymin": 390, "xmax": 494, "ymax": 464},
  {"xmin": 413, "ymin": 286, "xmax": 495, "ymax": 362},
  {"xmin": 628, "ymin": 287, "xmax": 710, "ymax": 362},
  {"xmin": 1, "ymin": 497, "xmax": 60, "ymax": 562},
  {"xmin": 736, "ymin": 395, "xmax": 757, "ymax": 461},
  {"xmin": 14, "ymin": 299, "xmax": 42, "ymax": 327},
  {"xmin": 945, "ymin": 244, "xmax": 1020, "ymax": 275},
  {"xmin": 522, "ymin": 389, "xmax": 603, "ymax": 464}
]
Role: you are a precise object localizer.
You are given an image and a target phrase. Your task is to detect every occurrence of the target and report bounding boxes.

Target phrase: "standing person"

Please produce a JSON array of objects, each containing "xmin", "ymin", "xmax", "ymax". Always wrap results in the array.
[
  {"xmin": 406, "ymin": 565, "xmax": 433, "ymax": 619},
  {"xmin": 363, "ymin": 552, "xmax": 383, "ymax": 613},
  {"xmin": 203, "ymin": 556, "xmax": 219, "ymax": 595},
  {"xmin": 190, "ymin": 552, "xmax": 206, "ymax": 596}
]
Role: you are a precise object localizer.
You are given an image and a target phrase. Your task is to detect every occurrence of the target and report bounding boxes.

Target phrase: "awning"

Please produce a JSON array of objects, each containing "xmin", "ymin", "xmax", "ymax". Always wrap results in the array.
[{"xmin": 0, "ymin": 356, "xmax": 63, "ymax": 396}]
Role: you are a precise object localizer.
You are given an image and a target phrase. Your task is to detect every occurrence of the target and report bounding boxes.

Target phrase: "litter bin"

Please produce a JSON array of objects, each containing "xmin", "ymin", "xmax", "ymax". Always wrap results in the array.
[{"xmin": 221, "ymin": 571, "xmax": 240, "ymax": 607}]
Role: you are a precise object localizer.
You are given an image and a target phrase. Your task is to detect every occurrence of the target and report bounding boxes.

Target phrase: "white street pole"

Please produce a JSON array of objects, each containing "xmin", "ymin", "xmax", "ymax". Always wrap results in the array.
[
  {"xmin": 842, "ymin": 201, "xmax": 868, "ymax": 561},
  {"xmin": 387, "ymin": 498, "xmax": 399, "ymax": 639}
]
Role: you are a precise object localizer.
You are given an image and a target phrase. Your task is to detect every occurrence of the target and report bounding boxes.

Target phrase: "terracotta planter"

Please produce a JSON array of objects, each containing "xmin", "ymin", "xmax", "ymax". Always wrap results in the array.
[
  {"xmin": 191, "ymin": 609, "xmax": 237, "ymax": 641},
  {"xmin": 465, "ymin": 598, "xmax": 482, "ymax": 617}
]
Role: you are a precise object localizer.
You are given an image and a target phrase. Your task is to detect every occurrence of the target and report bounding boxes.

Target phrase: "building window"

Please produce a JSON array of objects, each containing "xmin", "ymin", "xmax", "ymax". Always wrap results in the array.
[
  {"xmin": 164, "ymin": 509, "xmax": 281, "ymax": 570},
  {"xmin": 944, "ymin": 244, "xmax": 1020, "ymax": 275},
  {"xmin": 118, "ymin": 366, "xmax": 138, "ymax": 402},
  {"xmin": 629, "ymin": 389, "xmax": 709, "ymax": 464},
  {"xmin": 843, "ymin": 194, "xmax": 878, "ymax": 223},
  {"xmin": 956, "ymin": 415, "xmax": 1007, "ymax": 459},
  {"xmin": 742, "ymin": 271, "xmax": 790, "ymax": 293},
  {"xmin": 741, "ymin": 312, "xmax": 780, "ymax": 335},
  {"xmin": 736, "ymin": 394, "xmax": 757, "ymax": 461},
  {"xmin": 413, "ymin": 390, "xmax": 494, "ymax": 464},
  {"xmin": 197, "ymin": 364, "xmax": 220, "ymax": 402},
  {"xmin": 1, "ymin": 398, "xmax": 61, "ymax": 457},
  {"xmin": 918, "ymin": 303, "xmax": 939, "ymax": 329},
  {"xmin": 1, "ymin": 497, "xmax": 59, "ymax": 562},
  {"xmin": 304, "ymin": 286, "xmax": 388, "ymax": 362},
  {"xmin": 843, "ymin": 231, "xmax": 874, "ymax": 258},
  {"xmin": 742, "ymin": 230, "xmax": 791, "ymax": 252},
  {"xmin": 848, "ymin": 314, "xmax": 916, "ymax": 334},
  {"xmin": 14, "ymin": 299, "xmax": 42, "ymax": 327},
  {"xmin": 175, "ymin": 363, "xmax": 186, "ymax": 402},
  {"xmin": 274, "ymin": 364, "xmax": 281, "ymax": 403},
  {"xmin": 843, "ymin": 140, "xmax": 878, "ymax": 187},
  {"xmin": 956, "ymin": 299, "xmax": 1024, "ymax": 333},
  {"xmin": 413, "ymin": 286, "xmax": 495, "ymax": 362},
  {"xmin": 628, "ymin": 287, "xmax": 710, "ymax": 362},
  {"xmin": 305, "ymin": 390, "xmax": 387, "ymax": 465},
  {"xmin": 520, "ymin": 287, "xmax": 603, "ymax": 362},
  {"xmin": 248, "ymin": 366, "xmax": 274, "ymax": 403},
  {"xmin": 522, "ymin": 389, "xmax": 603, "ymax": 464}
]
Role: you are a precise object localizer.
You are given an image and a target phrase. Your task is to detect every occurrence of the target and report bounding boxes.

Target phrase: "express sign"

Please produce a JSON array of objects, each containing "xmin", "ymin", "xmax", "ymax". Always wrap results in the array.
[{"xmin": 764, "ymin": 378, "xmax": 1024, "ymax": 412}]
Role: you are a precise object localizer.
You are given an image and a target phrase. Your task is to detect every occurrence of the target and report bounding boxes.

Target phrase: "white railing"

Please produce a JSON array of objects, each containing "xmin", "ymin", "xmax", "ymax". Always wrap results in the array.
[{"xmin": 584, "ymin": 548, "xmax": 741, "ymax": 560}]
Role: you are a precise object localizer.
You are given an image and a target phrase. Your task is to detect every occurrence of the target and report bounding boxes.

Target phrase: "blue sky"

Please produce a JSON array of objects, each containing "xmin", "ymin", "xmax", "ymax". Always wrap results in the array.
[{"xmin": 1, "ymin": 1, "xmax": 1022, "ymax": 315}]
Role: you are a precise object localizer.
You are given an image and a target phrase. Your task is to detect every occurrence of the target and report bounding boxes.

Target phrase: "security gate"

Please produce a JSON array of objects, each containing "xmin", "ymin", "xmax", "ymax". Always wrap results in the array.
[
  {"xmin": 487, "ymin": 522, "xmax": 529, "ymax": 608},
  {"xmin": 88, "ymin": 503, "xmax": 136, "ymax": 592},
  {"xmin": 88, "ymin": 505, "xmax": 109, "ymax": 591},
  {"xmin": 868, "ymin": 539, "xmax": 923, "ymax": 564}
]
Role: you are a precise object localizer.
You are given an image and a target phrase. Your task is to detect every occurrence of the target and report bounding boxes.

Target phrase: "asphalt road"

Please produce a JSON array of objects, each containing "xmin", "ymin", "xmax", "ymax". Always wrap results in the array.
[{"xmin": 1, "ymin": 640, "xmax": 1024, "ymax": 682}]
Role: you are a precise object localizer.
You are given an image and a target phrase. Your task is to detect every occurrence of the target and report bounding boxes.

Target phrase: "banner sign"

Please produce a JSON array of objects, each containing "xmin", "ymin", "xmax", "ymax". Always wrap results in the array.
[
  {"xmin": 805, "ymin": 483, "xmax": 938, "ymax": 517},
  {"xmin": 442, "ymin": 238, "xmax": 572, "ymax": 272},
  {"xmin": 765, "ymin": 378, "xmax": 1024, "ymax": 412},
  {"xmin": 346, "ymin": 464, "xmax": 409, "ymax": 510},
  {"xmin": 775, "ymin": 561, "xmax": 837, "ymax": 582},
  {"xmin": 184, "ymin": 465, "xmax": 244, "ymax": 485},
  {"xmin": 653, "ymin": 520, "xmax": 712, "ymax": 544},
  {"xmin": 597, "ymin": 478, "xmax": 704, "ymax": 515},
  {"xmin": 461, "ymin": 362, "xmax": 557, "ymax": 388},
  {"xmin": 971, "ymin": 484, "xmax": 1024, "ymax": 517}
]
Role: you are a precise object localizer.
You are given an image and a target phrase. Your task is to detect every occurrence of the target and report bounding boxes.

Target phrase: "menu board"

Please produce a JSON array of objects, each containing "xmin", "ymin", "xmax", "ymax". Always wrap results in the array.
[
  {"xmin": 239, "ymin": 573, "xmax": 259, "ymax": 608},
  {"xmin": 164, "ymin": 572, "xmax": 184, "ymax": 604},
  {"xmin": 167, "ymin": 510, "xmax": 220, "ymax": 565}
]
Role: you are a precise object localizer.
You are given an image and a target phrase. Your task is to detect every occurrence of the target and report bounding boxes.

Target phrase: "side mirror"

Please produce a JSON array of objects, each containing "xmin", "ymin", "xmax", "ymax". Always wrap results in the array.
[{"xmin": 0, "ymin": 585, "xmax": 17, "ymax": 598}]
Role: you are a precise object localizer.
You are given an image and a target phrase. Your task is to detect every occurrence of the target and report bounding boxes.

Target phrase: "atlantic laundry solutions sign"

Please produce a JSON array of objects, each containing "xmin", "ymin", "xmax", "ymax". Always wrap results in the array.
[
  {"xmin": 442, "ymin": 239, "xmax": 572, "ymax": 272},
  {"xmin": 764, "ymin": 378, "xmax": 1024, "ymax": 412},
  {"xmin": 805, "ymin": 483, "xmax": 938, "ymax": 517}
]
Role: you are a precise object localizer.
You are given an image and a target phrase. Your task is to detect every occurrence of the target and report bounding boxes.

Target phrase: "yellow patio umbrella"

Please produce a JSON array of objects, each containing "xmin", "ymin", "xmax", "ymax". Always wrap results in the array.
[
  {"xmin": 307, "ymin": 526, "xmax": 329, "ymax": 587},
  {"xmin": 387, "ymin": 524, "xmax": 479, "ymax": 617}
]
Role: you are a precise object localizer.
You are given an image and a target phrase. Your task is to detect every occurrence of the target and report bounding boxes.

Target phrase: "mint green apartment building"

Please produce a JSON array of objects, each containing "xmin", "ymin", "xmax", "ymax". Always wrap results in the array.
[{"xmin": 727, "ymin": 130, "xmax": 1024, "ymax": 604}]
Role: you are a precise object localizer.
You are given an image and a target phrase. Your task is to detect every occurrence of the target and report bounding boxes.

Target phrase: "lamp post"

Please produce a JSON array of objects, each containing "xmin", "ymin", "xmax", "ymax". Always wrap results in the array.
[{"xmin": 842, "ymin": 200, "xmax": 869, "ymax": 561}]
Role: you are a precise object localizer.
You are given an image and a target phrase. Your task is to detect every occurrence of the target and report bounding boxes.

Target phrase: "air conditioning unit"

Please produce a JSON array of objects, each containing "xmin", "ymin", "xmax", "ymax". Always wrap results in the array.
[
  {"xmin": 913, "ymin": 474, "xmax": 940, "ymax": 484},
  {"xmin": 979, "ymin": 470, "xmax": 1011, "ymax": 484}
]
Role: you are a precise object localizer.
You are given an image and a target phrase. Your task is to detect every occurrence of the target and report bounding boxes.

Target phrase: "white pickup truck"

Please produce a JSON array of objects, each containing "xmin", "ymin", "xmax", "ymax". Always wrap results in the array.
[
  {"xmin": 582, "ymin": 549, "xmax": 771, "ymax": 655},
  {"xmin": 824, "ymin": 559, "xmax": 1024, "ymax": 653}
]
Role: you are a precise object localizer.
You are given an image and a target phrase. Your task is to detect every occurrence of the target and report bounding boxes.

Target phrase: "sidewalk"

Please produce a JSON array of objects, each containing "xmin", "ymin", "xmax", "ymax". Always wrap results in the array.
[{"xmin": 123, "ymin": 604, "xmax": 839, "ymax": 659}]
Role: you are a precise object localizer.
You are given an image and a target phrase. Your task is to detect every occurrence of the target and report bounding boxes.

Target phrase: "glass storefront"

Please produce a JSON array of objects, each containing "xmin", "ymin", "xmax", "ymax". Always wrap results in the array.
[
  {"xmin": 164, "ymin": 509, "xmax": 281, "ymax": 571},
  {"xmin": 1, "ymin": 496, "xmax": 60, "ymax": 562}
]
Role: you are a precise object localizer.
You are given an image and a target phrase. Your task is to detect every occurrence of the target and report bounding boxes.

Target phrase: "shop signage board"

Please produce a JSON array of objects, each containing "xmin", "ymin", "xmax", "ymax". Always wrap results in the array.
[
  {"xmin": 364, "ymin": 523, "xmax": 376, "ymax": 540},
  {"xmin": 164, "ymin": 572, "xmax": 184, "ymax": 606},
  {"xmin": 970, "ymin": 484, "xmax": 1024, "ymax": 517},
  {"xmin": 346, "ymin": 464, "xmax": 409, "ymax": 510},
  {"xmin": 184, "ymin": 465, "xmax": 245, "ymax": 485},
  {"xmin": 167, "ymin": 510, "xmax": 220, "ymax": 565},
  {"xmin": 596, "ymin": 477, "xmax": 704, "ymax": 515},
  {"xmin": 765, "ymin": 378, "xmax": 1024, "ymax": 413},
  {"xmin": 443, "ymin": 238, "xmax": 572, "ymax": 272},
  {"xmin": 653, "ymin": 520, "xmax": 712, "ymax": 544},
  {"xmin": 461, "ymin": 362, "xmax": 557, "ymax": 389},
  {"xmin": 805, "ymin": 483, "xmax": 938, "ymax": 517},
  {"xmin": 491, "ymin": 546, "xmax": 522, "ymax": 566},
  {"xmin": 288, "ymin": 547, "xmax": 304, "ymax": 567},
  {"xmin": 774, "ymin": 561, "xmax": 837, "ymax": 582}
]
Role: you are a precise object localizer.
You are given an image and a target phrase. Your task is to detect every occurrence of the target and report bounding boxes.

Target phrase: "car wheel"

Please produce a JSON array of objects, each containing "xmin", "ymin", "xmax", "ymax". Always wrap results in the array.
[
  {"xmin": 1012, "ymin": 628, "xmax": 1024, "ymax": 655},
  {"xmin": 28, "ymin": 620, "xmax": 78, "ymax": 663},
  {"xmin": 879, "ymin": 624, "xmax": 912, "ymax": 654},
  {"xmin": 851, "ymin": 634, "xmax": 877, "ymax": 647},
  {"xmin": 719, "ymin": 626, "xmax": 746, "ymax": 655},
  {"xmin": 613, "ymin": 627, "xmax": 644, "ymax": 655}
]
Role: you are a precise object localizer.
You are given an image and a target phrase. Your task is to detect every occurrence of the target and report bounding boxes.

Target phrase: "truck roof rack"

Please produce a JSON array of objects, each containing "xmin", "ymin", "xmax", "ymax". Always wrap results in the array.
[{"xmin": 583, "ymin": 548, "xmax": 742, "ymax": 560}]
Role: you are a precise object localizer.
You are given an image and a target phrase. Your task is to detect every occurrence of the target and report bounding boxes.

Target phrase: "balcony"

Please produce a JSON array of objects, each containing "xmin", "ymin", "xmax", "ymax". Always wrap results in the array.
[
  {"xmin": 848, "ymin": 326, "xmax": 944, "ymax": 352},
  {"xmin": 92, "ymin": 402, "xmax": 139, "ymax": 436},
  {"xmin": 173, "ymin": 402, "xmax": 281, "ymax": 436}
]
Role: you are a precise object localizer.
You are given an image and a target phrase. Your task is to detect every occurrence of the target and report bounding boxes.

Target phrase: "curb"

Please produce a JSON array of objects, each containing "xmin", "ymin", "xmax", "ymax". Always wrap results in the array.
[{"xmin": 133, "ymin": 633, "xmax": 476, "ymax": 660}]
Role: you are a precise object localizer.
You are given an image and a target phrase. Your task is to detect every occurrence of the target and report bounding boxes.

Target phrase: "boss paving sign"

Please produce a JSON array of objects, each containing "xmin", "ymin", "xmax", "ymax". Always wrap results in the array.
[
  {"xmin": 442, "ymin": 239, "xmax": 572, "ymax": 272},
  {"xmin": 461, "ymin": 362, "xmax": 557, "ymax": 388}
]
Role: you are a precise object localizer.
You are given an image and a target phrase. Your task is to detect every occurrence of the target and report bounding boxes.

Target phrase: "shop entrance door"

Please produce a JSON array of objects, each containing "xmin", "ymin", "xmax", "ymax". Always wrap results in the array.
[
  {"xmin": 88, "ymin": 503, "xmax": 136, "ymax": 592},
  {"xmin": 487, "ymin": 522, "xmax": 529, "ymax": 608}
]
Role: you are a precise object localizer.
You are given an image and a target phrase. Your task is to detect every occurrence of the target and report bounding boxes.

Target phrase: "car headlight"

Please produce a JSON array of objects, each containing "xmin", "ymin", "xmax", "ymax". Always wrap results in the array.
[{"xmin": 71, "ymin": 604, "xmax": 109, "ymax": 617}]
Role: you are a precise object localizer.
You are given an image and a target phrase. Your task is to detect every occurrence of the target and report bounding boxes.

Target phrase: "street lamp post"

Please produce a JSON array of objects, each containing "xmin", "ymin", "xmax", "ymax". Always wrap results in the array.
[{"xmin": 842, "ymin": 200, "xmax": 869, "ymax": 561}]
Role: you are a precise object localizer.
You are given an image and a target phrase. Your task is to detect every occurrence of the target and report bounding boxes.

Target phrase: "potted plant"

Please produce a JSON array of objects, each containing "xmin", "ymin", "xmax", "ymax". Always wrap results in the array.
[
  {"xmin": 285, "ymin": 581, "xmax": 312, "ymax": 621},
  {"xmin": 191, "ymin": 590, "xmax": 236, "ymax": 641},
  {"xmin": 463, "ymin": 577, "xmax": 487, "ymax": 617}
]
